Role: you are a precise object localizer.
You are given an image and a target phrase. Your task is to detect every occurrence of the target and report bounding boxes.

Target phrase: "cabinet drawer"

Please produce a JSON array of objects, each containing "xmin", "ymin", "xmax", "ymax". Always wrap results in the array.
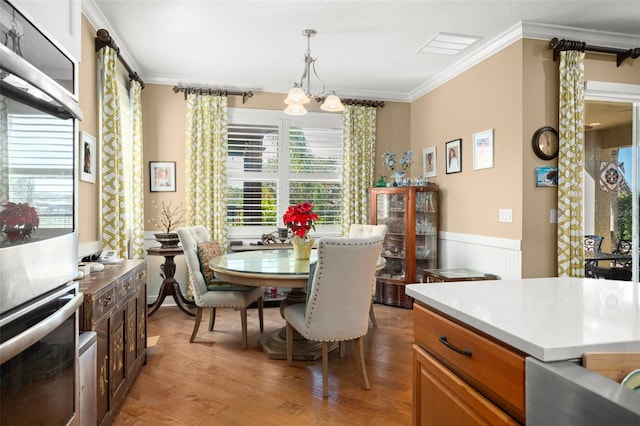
[
  {"xmin": 135, "ymin": 266, "xmax": 147, "ymax": 286},
  {"xmin": 90, "ymin": 287, "xmax": 117, "ymax": 320},
  {"xmin": 413, "ymin": 344, "xmax": 519, "ymax": 426},
  {"xmin": 414, "ymin": 303, "xmax": 525, "ymax": 424},
  {"xmin": 116, "ymin": 273, "xmax": 137, "ymax": 303}
]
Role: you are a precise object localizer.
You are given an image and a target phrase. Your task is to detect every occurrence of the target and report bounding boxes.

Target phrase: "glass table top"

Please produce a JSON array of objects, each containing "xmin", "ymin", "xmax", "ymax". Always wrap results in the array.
[
  {"xmin": 210, "ymin": 249, "xmax": 317, "ymax": 276},
  {"xmin": 210, "ymin": 249, "xmax": 386, "ymax": 276}
]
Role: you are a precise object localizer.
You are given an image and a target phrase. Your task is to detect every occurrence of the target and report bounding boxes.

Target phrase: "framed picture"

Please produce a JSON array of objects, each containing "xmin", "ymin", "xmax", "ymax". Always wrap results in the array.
[
  {"xmin": 150, "ymin": 161, "xmax": 176, "ymax": 192},
  {"xmin": 535, "ymin": 166, "xmax": 558, "ymax": 187},
  {"xmin": 445, "ymin": 139, "xmax": 462, "ymax": 174},
  {"xmin": 473, "ymin": 128, "xmax": 494, "ymax": 170},
  {"xmin": 80, "ymin": 131, "xmax": 96, "ymax": 183},
  {"xmin": 423, "ymin": 146, "xmax": 436, "ymax": 178}
]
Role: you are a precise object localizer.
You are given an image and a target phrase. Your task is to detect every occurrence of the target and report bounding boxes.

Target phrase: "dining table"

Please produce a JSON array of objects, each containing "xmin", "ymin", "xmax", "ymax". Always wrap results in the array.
[{"xmin": 209, "ymin": 248, "xmax": 386, "ymax": 360}]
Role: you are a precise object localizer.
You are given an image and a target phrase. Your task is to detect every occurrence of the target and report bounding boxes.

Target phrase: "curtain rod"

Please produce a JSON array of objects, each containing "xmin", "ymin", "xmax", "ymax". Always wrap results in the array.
[
  {"xmin": 95, "ymin": 29, "xmax": 145, "ymax": 88},
  {"xmin": 172, "ymin": 86, "xmax": 254, "ymax": 104},
  {"xmin": 315, "ymin": 97, "xmax": 385, "ymax": 108},
  {"xmin": 549, "ymin": 37, "xmax": 640, "ymax": 67}
]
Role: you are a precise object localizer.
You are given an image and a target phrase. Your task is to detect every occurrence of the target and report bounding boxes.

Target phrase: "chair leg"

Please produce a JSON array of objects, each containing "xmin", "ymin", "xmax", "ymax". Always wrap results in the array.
[
  {"xmin": 369, "ymin": 302, "xmax": 378, "ymax": 327},
  {"xmin": 208, "ymin": 307, "xmax": 216, "ymax": 331},
  {"xmin": 322, "ymin": 342, "xmax": 329, "ymax": 398},
  {"xmin": 285, "ymin": 322, "xmax": 293, "ymax": 366},
  {"xmin": 354, "ymin": 337, "xmax": 370, "ymax": 390},
  {"xmin": 190, "ymin": 307, "xmax": 203, "ymax": 343},
  {"xmin": 240, "ymin": 308, "xmax": 248, "ymax": 349},
  {"xmin": 258, "ymin": 297, "xmax": 264, "ymax": 333},
  {"xmin": 339, "ymin": 341, "xmax": 346, "ymax": 358}
]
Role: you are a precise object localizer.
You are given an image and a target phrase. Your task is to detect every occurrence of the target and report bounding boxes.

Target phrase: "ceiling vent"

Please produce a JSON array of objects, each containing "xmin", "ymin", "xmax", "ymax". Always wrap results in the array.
[{"xmin": 418, "ymin": 32, "xmax": 481, "ymax": 55}]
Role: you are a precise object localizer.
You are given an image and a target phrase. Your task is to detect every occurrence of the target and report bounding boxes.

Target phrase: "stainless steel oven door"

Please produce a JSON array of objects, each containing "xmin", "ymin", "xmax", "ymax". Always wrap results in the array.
[{"xmin": 0, "ymin": 283, "xmax": 84, "ymax": 426}]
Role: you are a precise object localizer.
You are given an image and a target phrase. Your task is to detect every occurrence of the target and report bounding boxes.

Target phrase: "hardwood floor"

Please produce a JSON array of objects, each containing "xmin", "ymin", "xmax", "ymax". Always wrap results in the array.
[{"xmin": 112, "ymin": 302, "xmax": 414, "ymax": 425}]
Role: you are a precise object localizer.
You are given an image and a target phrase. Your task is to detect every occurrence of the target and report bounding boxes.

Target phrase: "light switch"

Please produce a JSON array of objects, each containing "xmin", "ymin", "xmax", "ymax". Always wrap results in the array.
[
  {"xmin": 550, "ymin": 209, "xmax": 558, "ymax": 223},
  {"xmin": 499, "ymin": 208, "xmax": 512, "ymax": 223}
]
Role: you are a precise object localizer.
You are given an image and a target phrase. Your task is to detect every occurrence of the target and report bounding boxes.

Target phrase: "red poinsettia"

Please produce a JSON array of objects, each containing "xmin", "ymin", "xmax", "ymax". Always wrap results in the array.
[
  {"xmin": 0, "ymin": 202, "xmax": 40, "ymax": 242},
  {"xmin": 282, "ymin": 202, "xmax": 319, "ymax": 239}
]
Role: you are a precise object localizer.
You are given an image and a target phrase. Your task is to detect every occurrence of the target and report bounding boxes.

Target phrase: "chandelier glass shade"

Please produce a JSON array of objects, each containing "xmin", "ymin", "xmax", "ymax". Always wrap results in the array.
[{"xmin": 284, "ymin": 29, "xmax": 344, "ymax": 116}]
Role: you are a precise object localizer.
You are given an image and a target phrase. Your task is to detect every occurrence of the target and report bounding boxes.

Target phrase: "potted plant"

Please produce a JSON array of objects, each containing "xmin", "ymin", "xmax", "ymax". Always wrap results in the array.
[
  {"xmin": 148, "ymin": 200, "xmax": 185, "ymax": 248},
  {"xmin": 0, "ymin": 202, "xmax": 40, "ymax": 244},
  {"xmin": 282, "ymin": 202, "xmax": 318, "ymax": 260}
]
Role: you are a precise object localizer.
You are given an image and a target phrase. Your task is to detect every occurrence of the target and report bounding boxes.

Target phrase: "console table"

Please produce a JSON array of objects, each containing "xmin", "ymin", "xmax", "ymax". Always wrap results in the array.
[{"xmin": 146, "ymin": 246, "xmax": 196, "ymax": 317}]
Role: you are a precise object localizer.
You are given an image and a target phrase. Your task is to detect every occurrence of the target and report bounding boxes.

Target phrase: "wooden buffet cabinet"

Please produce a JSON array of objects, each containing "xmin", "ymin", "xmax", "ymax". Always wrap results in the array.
[
  {"xmin": 413, "ymin": 302, "xmax": 526, "ymax": 425},
  {"xmin": 79, "ymin": 260, "xmax": 147, "ymax": 426},
  {"xmin": 370, "ymin": 185, "xmax": 439, "ymax": 308}
]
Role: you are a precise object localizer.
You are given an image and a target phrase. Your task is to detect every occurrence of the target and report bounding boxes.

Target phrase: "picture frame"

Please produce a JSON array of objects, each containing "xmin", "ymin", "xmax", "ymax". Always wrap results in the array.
[
  {"xmin": 80, "ymin": 131, "xmax": 96, "ymax": 183},
  {"xmin": 150, "ymin": 161, "xmax": 176, "ymax": 192},
  {"xmin": 445, "ymin": 139, "xmax": 462, "ymax": 174},
  {"xmin": 535, "ymin": 166, "xmax": 558, "ymax": 187},
  {"xmin": 423, "ymin": 146, "xmax": 436, "ymax": 178},
  {"xmin": 473, "ymin": 128, "xmax": 494, "ymax": 170}
]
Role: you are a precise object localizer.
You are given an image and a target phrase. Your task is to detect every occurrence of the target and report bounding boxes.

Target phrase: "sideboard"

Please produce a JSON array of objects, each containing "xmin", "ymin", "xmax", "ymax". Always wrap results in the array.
[{"xmin": 78, "ymin": 260, "xmax": 147, "ymax": 426}]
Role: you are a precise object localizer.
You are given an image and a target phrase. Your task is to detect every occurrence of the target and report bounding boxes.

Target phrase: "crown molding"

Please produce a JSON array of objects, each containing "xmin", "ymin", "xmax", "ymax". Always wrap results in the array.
[
  {"xmin": 408, "ymin": 21, "xmax": 640, "ymax": 103},
  {"xmin": 81, "ymin": 0, "xmax": 143, "ymax": 78}
]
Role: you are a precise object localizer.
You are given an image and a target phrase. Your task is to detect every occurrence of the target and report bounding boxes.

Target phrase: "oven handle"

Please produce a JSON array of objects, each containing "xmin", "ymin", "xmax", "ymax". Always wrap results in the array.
[{"xmin": 0, "ymin": 292, "xmax": 84, "ymax": 364}]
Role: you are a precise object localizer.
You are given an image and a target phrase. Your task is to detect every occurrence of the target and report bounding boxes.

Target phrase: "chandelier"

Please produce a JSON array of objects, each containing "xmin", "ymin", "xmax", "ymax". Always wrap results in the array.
[{"xmin": 284, "ymin": 29, "xmax": 344, "ymax": 116}]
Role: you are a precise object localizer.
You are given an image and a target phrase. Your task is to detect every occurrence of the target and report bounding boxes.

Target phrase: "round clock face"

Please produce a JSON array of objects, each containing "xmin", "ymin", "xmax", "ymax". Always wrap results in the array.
[{"xmin": 532, "ymin": 126, "xmax": 559, "ymax": 160}]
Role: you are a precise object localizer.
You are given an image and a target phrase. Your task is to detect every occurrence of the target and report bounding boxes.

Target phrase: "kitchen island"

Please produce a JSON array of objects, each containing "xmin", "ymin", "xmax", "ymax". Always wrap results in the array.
[{"xmin": 406, "ymin": 277, "xmax": 640, "ymax": 425}]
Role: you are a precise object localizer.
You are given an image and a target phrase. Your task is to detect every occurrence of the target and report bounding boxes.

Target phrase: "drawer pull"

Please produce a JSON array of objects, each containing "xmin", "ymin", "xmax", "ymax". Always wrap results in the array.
[
  {"xmin": 103, "ymin": 296, "xmax": 112, "ymax": 306},
  {"xmin": 439, "ymin": 336, "xmax": 472, "ymax": 357},
  {"xmin": 124, "ymin": 282, "xmax": 131, "ymax": 290}
]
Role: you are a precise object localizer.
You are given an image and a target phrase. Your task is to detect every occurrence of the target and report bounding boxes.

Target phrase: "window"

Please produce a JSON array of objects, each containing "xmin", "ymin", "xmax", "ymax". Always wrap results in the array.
[{"xmin": 227, "ymin": 109, "xmax": 343, "ymax": 238}]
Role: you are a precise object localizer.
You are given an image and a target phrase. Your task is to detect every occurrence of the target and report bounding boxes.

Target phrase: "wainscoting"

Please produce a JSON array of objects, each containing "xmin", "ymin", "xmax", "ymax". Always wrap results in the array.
[{"xmin": 439, "ymin": 231, "xmax": 522, "ymax": 280}]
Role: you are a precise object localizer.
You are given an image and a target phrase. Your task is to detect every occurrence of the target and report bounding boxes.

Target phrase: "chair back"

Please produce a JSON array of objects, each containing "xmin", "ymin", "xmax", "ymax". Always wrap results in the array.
[
  {"xmin": 584, "ymin": 235, "xmax": 604, "ymax": 255},
  {"xmin": 177, "ymin": 226, "xmax": 212, "ymax": 300},
  {"xmin": 303, "ymin": 236, "xmax": 383, "ymax": 341},
  {"xmin": 348, "ymin": 224, "xmax": 388, "ymax": 239}
]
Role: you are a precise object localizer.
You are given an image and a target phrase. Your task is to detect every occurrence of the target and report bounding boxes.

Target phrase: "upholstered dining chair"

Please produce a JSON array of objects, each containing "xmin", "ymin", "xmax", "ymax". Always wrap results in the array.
[
  {"xmin": 177, "ymin": 226, "xmax": 264, "ymax": 349},
  {"xmin": 283, "ymin": 235, "xmax": 384, "ymax": 398},
  {"xmin": 348, "ymin": 224, "xmax": 387, "ymax": 327}
]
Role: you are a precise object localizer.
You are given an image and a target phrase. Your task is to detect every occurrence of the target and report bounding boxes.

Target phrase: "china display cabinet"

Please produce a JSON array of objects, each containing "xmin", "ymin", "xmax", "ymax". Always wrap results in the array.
[{"xmin": 369, "ymin": 185, "xmax": 439, "ymax": 308}]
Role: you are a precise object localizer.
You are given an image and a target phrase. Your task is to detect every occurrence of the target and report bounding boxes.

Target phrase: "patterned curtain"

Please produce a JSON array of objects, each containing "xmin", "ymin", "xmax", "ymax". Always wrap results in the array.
[
  {"xmin": 0, "ymin": 97, "xmax": 8, "ymax": 203},
  {"xmin": 341, "ymin": 105, "xmax": 377, "ymax": 235},
  {"xmin": 184, "ymin": 94, "xmax": 228, "ymax": 245},
  {"xmin": 129, "ymin": 80, "xmax": 145, "ymax": 258},
  {"xmin": 99, "ymin": 47, "xmax": 128, "ymax": 259},
  {"xmin": 557, "ymin": 51, "xmax": 585, "ymax": 277}
]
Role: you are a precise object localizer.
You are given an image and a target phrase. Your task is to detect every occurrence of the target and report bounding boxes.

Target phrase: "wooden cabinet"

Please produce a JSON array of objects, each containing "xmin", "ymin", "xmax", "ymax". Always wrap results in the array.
[
  {"xmin": 413, "ymin": 302, "xmax": 525, "ymax": 425},
  {"xmin": 79, "ymin": 260, "xmax": 147, "ymax": 426},
  {"xmin": 370, "ymin": 185, "xmax": 439, "ymax": 308}
]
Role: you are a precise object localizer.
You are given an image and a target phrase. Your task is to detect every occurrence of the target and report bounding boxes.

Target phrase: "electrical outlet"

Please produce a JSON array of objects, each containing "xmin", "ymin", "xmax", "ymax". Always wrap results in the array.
[{"xmin": 499, "ymin": 209, "xmax": 512, "ymax": 223}]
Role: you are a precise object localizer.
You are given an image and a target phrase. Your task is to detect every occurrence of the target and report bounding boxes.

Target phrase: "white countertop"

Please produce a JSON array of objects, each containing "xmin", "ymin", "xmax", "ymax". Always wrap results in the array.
[{"xmin": 406, "ymin": 277, "xmax": 640, "ymax": 362}]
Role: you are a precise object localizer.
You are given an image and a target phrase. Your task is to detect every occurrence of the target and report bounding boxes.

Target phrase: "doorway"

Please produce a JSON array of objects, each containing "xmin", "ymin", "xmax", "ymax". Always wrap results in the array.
[{"xmin": 584, "ymin": 82, "xmax": 640, "ymax": 282}]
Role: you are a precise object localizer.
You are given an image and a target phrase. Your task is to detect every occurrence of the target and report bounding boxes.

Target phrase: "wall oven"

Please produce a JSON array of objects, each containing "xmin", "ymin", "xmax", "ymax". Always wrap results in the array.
[
  {"xmin": 1, "ymin": 1, "xmax": 84, "ymax": 424},
  {"xmin": 0, "ymin": 282, "xmax": 84, "ymax": 425}
]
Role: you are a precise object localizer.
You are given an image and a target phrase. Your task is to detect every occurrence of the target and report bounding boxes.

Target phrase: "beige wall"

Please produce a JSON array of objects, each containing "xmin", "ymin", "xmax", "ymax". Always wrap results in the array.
[
  {"xmin": 78, "ymin": 14, "xmax": 639, "ymax": 277},
  {"xmin": 410, "ymin": 40, "xmax": 524, "ymax": 240},
  {"xmin": 77, "ymin": 15, "xmax": 99, "ymax": 244},
  {"xmin": 409, "ymin": 38, "xmax": 639, "ymax": 278}
]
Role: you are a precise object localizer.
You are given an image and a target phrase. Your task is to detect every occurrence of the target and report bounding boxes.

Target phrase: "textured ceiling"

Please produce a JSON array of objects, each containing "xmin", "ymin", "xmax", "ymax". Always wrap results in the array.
[{"xmin": 85, "ymin": 1, "xmax": 640, "ymax": 102}]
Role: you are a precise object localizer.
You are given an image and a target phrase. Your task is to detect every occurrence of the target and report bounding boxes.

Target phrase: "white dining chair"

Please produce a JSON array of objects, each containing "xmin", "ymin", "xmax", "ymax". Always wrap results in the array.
[
  {"xmin": 283, "ymin": 235, "xmax": 384, "ymax": 398},
  {"xmin": 348, "ymin": 224, "xmax": 388, "ymax": 326}
]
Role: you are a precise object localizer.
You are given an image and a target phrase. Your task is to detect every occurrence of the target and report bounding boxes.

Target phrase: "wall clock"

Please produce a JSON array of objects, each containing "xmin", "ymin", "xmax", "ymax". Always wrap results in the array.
[{"xmin": 532, "ymin": 126, "xmax": 559, "ymax": 160}]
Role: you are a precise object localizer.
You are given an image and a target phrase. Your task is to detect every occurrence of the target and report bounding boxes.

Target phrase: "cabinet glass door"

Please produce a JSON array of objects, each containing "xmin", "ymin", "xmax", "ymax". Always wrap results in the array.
[
  {"xmin": 415, "ymin": 190, "xmax": 437, "ymax": 277},
  {"xmin": 376, "ymin": 192, "xmax": 406, "ymax": 281}
]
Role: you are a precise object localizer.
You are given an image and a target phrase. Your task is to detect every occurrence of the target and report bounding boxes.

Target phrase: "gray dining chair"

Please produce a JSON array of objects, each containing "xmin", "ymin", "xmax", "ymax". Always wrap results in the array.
[
  {"xmin": 177, "ymin": 226, "xmax": 264, "ymax": 348},
  {"xmin": 283, "ymin": 235, "xmax": 384, "ymax": 398}
]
